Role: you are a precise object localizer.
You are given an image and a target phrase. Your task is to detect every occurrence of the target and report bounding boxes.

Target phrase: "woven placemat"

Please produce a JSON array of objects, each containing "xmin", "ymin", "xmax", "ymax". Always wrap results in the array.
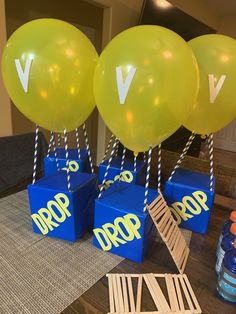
[{"xmin": 0, "ymin": 190, "xmax": 123, "ymax": 314}]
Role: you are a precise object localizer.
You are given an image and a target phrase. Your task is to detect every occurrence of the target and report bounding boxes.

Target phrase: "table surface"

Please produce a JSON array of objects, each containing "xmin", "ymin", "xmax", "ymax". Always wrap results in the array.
[{"xmin": 61, "ymin": 204, "xmax": 236, "ymax": 314}]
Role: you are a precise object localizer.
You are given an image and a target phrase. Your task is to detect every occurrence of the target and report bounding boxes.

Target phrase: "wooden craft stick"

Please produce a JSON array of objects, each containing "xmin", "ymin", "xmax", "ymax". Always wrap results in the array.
[
  {"xmin": 168, "ymin": 227, "xmax": 179, "ymax": 250},
  {"xmin": 121, "ymin": 275, "xmax": 129, "ymax": 313},
  {"xmin": 148, "ymin": 274, "xmax": 171, "ymax": 312},
  {"xmin": 116, "ymin": 274, "xmax": 125, "ymax": 313},
  {"xmin": 112, "ymin": 274, "xmax": 120, "ymax": 312},
  {"xmin": 175, "ymin": 237, "xmax": 187, "ymax": 265},
  {"xmin": 143, "ymin": 274, "xmax": 162, "ymax": 311},
  {"xmin": 173, "ymin": 275, "xmax": 185, "ymax": 311},
  {"xmin": 165, "ymin": 274, "xmax": 179, "ymax": 312},
  {"xmin": 108, "ymin": 274, "xmax": 115, "ymax": 314},
  {"xmin": 157, "ymin": 210, "xmax": 170, "ymax": 231},
  {"xmin": 148, "ymin": 194, "xmax": 162, "ymax": 209},
  {"xmin": 165, "ymin": 221, "xmax": 176, "ymax": 242},
  {"xmin": 162, "ymin": 218, "xmax": 173, "ymax": 238},
  {"xmin": 136, "ymin": 275, "xmax": 143, "ymax": 312},
  {"xmin": 183, "ymin": 274, "xmax": 202, "ymax": 313},
  {"xmin": 172, "ymin": 232, "xmax": 183, "ymax": 256},
  {"xmin": 180, "ymin": 248, "xmax": 190, "ymax": 273},
  {"xmin": 127, "ymin": 275, "xmax": 136, "ymax": 312},
  {"xmin": 179, "ymin": 275, "xmax": 195, "ymax": 311}
]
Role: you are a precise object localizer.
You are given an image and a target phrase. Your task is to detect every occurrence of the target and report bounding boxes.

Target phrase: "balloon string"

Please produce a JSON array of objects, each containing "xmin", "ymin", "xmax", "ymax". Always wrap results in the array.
[
  {"xmin": 143, "ymin": 146, "xmax": 152, "ymax": 212},
  {"xmin": 115, "ymin": 141, "xmax": 119, "ymax": 157},
  {"xmin": 32, "ymin": 125, "xmax": 39, "ymax": 184},
  {"xmin": 57, "ymin": 133, "xmax": 61, "ymax": 147},
  {"xmin": 75, "ymin": 128, "xmax": 81, "ymax": 159},
  {"xmin": 157, "ymin": 143, "xmax": 161, "ymax": 190},
  {"xmin": 47, "ymin": 131, "xmax": 54, "ymax": 157},
  {"xmin": 134, "ymin": 153, "xmax": 137, "ymax": 172},
  {"xmin": 63, "ymin": 129, "xmax": 71, "ymax": 191},
  {"xmin": 143, "ymin": 152, "xmax": 147, "ymax": 163},
  {"xmin": 51, "ymin": 132, "xmax": 60, "ymax": 171},
  {"xmin": 207, "ymin": 133, "xmax": 214, "ymax": 192},
  {"xmin": 98, "ymin": 138, "xmax": 119, "ymax": 199},
  {"xmin": 168, "ymin": 132, "xmax": 195, "ymax": 181},
  {"xmin": 119, "ymin": 147, "xmax": 126, "ymax": 182},
  {"xmin": 83, "ymin": 123, "xmax": 94, "ymax": 174},
  {"xmin": 102, "ymin": 134, "xmax": 115, "ymax": 163}
]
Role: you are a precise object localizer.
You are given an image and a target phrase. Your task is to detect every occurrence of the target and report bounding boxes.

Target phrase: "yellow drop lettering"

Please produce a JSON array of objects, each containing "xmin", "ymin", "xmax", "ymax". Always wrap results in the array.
[
  {"xmin": 93, "ymin": 213, "xmax": 141, "ymax": 251},
  {"xmin": 169, "ymin": 190, "xmax": 210, "ymax": 225},
  {"xmin": 31, "ymin": 193, "xmax": 71, "ymax": 235}
]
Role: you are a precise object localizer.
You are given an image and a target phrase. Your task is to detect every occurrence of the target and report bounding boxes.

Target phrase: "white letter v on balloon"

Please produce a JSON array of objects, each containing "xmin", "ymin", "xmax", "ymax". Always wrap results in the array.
[
  {"xmin": 15, "ymin": 57, "xmax": 33, "ymax": 93},
  {"xmin": 116, "ymin": 66, "xmax": 136, "ymax": 104},
  {"xmin": 208, "ymin": 74, "xmax": 226, "ymax": 103}
]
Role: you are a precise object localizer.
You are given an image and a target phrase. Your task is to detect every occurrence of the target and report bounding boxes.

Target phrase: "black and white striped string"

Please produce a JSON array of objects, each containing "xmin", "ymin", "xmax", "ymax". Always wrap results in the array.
[
  {"xmin": 168, "ymin": 132, "xmax": 195, "ymax": 181},
  {"xmin": 63, "ymin": 129, "xmax": 71, "ymax": 191},
  {"xmin": 157, "ymin": 143, "xmax": 161, "ymax": 190},
  {"xmin": 57, "ymin": 133, "xmax": 61, "ymax": 147},
  {"xmin": 134, "ymin": 152, "xmax": 137, "ymax": 172},
  {"xmin": 98, "ymin": 138, "xmax": 119, "ymax": 199},
  {"xmin": 75, "ymin": 127, "xmax": 81, "ymax": 160},
  {"xmin": 101, "ymin": 133, "xmax": 115, "ymax": 163},
  {"xmin": 46, "ymin": 131, "xmax": 54, "ymax": 158},
  {"xmin": 115, "ymin": 141, "xmax": 119, "ymax": 156},
  {"xmin": 143, "ymin": 146, "xmax": 153, "ymax": 212},
  {"xmin": 119, "ymin": 147, "xmax": 126, "ymax": 182},
  {"xmin": 51, "ymin": 132, "xmax": 60, "ymax": 171},
  {"xmin": 207, "ymin": 133, "xmax": 214, "ymax": 192},
  {"xmin": 32, "ymin": 125, "xmax": 39, "ymax": 184},
  {"xmin": 82, "ymin": 123, "xmax": 94, "ymax": 174},
  {"xmin": 143, "ymin": 152, "xmax": 147, "ymax": 164}
]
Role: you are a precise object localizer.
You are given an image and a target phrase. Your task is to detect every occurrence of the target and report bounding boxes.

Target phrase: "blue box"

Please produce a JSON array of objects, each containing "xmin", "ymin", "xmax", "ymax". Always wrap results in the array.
[
  {"xmin": 93, "ymin": 181, "xmax": 158, "ymax": 262},
  {"xmin": 28, "ymin": 171, "xmax": 98, "ymax": 242},
  {"xmin": 44, "ymin": 148, "xmax": 90, "ymax": 176},
  {"xmin": 164, "ymin": 168, "xmax": 215, "ymax": 234},
  {"xmin": 98, "ymin": 156, "xmax": 146, "ymax": 187}
]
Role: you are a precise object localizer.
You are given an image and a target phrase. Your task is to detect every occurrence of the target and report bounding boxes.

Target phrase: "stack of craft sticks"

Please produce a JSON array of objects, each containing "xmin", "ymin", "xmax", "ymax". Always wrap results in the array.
[
  {"xmin": 107, "ymin": 273, "xmax": 202, "ymax": 314},
  {"xmin": 147, "ymin": 193, "xmax": 190, "ymax": 274}
]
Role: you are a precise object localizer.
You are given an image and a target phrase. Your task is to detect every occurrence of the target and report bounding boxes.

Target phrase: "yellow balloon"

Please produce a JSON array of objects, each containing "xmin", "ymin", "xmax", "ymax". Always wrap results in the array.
[
  {"xmin": 1, "ymin": 19, "xmax": 98, "ymax": 132},
  {"xmin": 94, "ymin": 25, "xmax": 199, "ymax": 152},
  {"xmin": 184, "ymin": 34, "xmax": 236, "ymax": 135}
]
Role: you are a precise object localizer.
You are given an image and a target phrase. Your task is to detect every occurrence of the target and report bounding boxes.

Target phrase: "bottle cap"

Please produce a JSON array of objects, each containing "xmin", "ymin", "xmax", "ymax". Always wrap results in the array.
[
  {"xmin": 230, "ymin": 223, "xmax": 236, "ymax": 235},
  {"xmin": 234, "ymin": 239, "xmax": 236, "ymax": 249},
  {"xmin": 230, "ymin": 211, "xmax": 236, "ymax": 222}
]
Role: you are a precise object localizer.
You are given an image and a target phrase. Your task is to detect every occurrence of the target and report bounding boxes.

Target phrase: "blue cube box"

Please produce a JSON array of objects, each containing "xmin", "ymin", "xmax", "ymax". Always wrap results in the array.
[
  {"xmin": 44, "ymin": 148, "xmax": 90, "ymax": 176},
  {"xmin": 28, "ymin": 171, "xmax": 98, "ymax": 242},
  {"xmin": 98, "ymin": 156, "xmax": 146, "ymax": 187},
  {"xmin": 93, "ymin": 181, "xmax": 158, "ymax": 262},
  {"xmin": 164, "ymin": 168, "xmax": 215, "ymax": 234}
]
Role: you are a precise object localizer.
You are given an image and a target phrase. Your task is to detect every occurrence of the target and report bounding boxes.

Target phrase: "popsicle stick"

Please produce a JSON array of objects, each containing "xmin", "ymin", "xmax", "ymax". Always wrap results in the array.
[
  {"xmin": 179, "ymin": 275, "xmax": 195, "ymax": 311},
  {"xmin": 180, "ymin": 248, "xmax": 190, "ymax": 273},
  {"xmin": 165, "ymin": 221, "xmax": 176, "ymax": 242},
  {"xmin": 183, "ymin": 274, "xmax": 202, "ymax": 313},
  {"xmin": 127, "ymin": 275, "xmax": 136, "ymax": 312},
  {"xmin": 165, "ymin": 274, "xmax": 179, "ymax": 312},
  {"xmin": 116, "ymin": 274, "xmax": 124, "ymax": 313},
  {"xmin": 143, "ymin": 274, "xmax": 162, "ymax": 311},
  {"xmin": 148, "ymin": 194, "xmax": 162, "ymax": 209},
  {"xmin": 148, "ymin": 274, "xmax": 171, "ymax": 312},
  {"xmin": 157, "ymin": 210, "xmax": 170, "ymax": 231},
  {"xmin": 136, "ymin": 275, "xmax": 143, "ymax": 312},
  {"xmin": 112, "ymin": 273, "xmax": 120, "ymax": 312},
  {"xmin": 121, "ymin": 275, "xmax": 129, "ymax": 313},
  {"xmin": 162, "ymin": 218, "xmax": 173, "ymax": 238},
  {"xmin": 108, "ymin": 274, "xmax": 115, "ymax": 313},
  {"xmin": 173, "ymin": 275, "xmax": 185, "ymax": 311}
]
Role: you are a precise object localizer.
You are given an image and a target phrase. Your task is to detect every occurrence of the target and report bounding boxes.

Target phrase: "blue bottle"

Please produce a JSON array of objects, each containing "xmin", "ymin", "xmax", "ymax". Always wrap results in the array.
[
  {"xmin": 216, "ymin": 211, "xmax": 236, "ymax": 256},
  {"xmin": 217, "ymin": 239, "xmax": 236, "ymax": 303},
  {"xmin": 216, "ymin": 223, "xmax": 236, "ymax": 275}
]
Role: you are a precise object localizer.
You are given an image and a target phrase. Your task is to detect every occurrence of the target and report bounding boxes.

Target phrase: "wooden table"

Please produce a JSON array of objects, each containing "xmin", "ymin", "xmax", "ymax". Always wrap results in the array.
[{"xmin": 62, "ymin": 204, "xmax": 236, "ymax": 314}]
